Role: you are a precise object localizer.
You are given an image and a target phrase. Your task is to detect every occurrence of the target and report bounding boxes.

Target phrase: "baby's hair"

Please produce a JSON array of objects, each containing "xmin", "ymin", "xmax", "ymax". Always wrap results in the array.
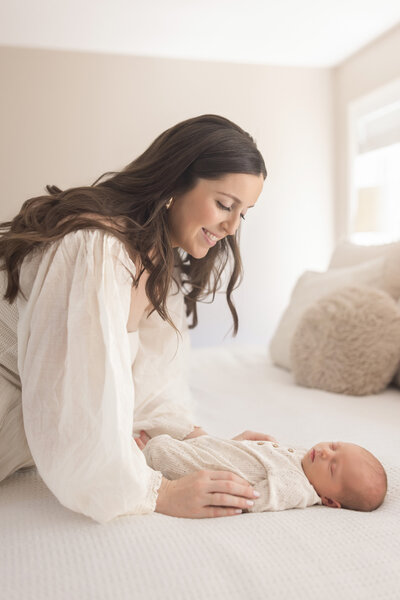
[{"xmin": 339, "ymin": 447, "xmax": 387, "ymax": 512}]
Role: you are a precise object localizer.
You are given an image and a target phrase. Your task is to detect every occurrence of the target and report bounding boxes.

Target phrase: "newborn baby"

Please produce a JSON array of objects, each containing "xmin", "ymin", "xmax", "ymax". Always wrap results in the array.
[{"xmin": 141, "ymin": 434, "xmax": 387, "ymax": 512}]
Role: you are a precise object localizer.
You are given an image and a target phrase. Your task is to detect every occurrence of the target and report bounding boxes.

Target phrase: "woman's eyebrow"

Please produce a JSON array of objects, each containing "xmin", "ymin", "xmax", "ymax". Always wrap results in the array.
[{"xmin": 216, "ymin": 191, "xmax": 255, "ymax": 208}]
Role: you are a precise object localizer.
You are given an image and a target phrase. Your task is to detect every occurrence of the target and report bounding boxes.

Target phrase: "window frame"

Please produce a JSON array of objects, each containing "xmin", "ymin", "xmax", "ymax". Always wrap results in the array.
[{"xmin": 347, "ymin": 77, "xmax": 400, "ymax": 243}]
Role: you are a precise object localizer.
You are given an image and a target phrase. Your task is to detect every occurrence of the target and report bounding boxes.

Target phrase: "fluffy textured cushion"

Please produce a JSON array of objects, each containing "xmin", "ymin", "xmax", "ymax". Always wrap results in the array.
[
  {"xmin": 270, "ymin": 255, "xmax": 391, "ymax": 371},
  {"xmin": 290, "ymin": 286, "xmax": 400, "ymax": 396},
  {"xmin": 328, "ymin": 239, "xmax": 400, "ymax": 388}
]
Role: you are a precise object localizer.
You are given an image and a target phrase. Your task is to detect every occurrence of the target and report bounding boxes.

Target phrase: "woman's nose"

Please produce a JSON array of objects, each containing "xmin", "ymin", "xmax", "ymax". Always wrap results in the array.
[{"xmin": 223, "ymin": 214, "xmax": 241, "ymax": 236}]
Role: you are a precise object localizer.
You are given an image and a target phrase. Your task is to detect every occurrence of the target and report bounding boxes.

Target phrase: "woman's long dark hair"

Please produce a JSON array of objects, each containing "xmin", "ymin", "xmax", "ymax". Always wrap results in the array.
[{"xmin": 0, "ymin": 114, "xmax": 266, "ymax": 334}]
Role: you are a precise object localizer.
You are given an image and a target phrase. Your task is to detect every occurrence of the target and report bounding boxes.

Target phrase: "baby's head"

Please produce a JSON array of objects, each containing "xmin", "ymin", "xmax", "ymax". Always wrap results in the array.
[{"xmin": 301, "ymin": 441, "xmax": 387, "ymax": 511}]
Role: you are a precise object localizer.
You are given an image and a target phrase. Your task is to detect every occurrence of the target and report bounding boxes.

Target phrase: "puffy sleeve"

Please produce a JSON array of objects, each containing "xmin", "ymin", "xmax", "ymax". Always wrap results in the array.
[
  {"xmin": 131, "ymin": 271, "xmax": 198, "ymax": 441},
  {"xmin": 16, "ymin": 229, "xmax": 162, "ymax": 523}
]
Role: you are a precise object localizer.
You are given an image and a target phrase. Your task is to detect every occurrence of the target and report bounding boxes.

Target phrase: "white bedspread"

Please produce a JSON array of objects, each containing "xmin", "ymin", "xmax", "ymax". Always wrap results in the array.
[{"xmin": 1, "ymin": 345, "xmax": 399, "ymax": 600}]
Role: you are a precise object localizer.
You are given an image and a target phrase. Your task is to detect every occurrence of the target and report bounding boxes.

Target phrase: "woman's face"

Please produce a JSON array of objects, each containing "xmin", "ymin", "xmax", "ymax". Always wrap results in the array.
[{"xmin": 167, "ymin": 173, "xmax": 264, "ymax": 258}]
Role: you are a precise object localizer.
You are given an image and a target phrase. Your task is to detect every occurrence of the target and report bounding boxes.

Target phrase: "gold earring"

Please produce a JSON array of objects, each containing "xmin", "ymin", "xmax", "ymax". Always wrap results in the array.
[{"xmin": 165, "ymin": 197, "xmax": 174, "ymax": 210}]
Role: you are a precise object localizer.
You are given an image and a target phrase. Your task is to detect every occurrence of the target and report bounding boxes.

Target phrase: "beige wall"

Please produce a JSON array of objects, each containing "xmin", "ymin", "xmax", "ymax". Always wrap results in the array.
[
  {"xmin": 333, "ymin": 24, "xmax": 400, "ymax": 241},
  {"xmin": 0, "ymin": 46, "xmax": 334, "ymax": 347}
]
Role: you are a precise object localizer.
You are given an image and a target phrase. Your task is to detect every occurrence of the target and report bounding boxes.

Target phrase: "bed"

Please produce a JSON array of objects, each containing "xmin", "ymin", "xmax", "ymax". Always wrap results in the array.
[{"xmin": 1, "ymin": 343, "xmax": 399, "ymax": 600}]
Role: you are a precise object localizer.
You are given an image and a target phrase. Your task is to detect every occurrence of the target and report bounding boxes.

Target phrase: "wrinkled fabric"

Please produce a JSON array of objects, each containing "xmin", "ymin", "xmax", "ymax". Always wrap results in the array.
[
  {"xmin": 132, "ymin": 282, "xmax": 197, "ymax": 440},
  {"xmin": 0, "ymin": 228, "xmax": 196, "ymax": 523}
]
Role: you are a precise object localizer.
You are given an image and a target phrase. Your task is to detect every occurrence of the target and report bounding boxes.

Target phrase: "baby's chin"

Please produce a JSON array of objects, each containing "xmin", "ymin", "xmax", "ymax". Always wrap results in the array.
[
  {"xmin": 301, "ymin": 450, "xmax": 315, "ymax": 485},
  {"xmin": 301, "ymin": 448, "xmax": 313, "ymax": 469}
]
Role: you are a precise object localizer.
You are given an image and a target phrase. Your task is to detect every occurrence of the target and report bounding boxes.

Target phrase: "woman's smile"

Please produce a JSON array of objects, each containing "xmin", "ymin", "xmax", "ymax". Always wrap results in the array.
[{"xmin": 201, "ymin": 227, "xmax": 220, "ymax": 246}]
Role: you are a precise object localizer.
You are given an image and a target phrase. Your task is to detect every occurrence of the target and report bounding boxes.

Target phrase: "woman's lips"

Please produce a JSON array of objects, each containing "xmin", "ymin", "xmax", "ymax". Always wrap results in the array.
[
  {"xmin": 201, "ymin": 227, "xmax": 218, "ymax": 246},
  {"xmin": 311, "ymin": 448, "xmax": 315, "ymax": 462}
]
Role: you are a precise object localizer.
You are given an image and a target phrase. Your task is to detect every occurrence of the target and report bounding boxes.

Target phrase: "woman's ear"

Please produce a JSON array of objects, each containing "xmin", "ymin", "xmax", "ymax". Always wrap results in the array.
[{"xmin": 321, "ymin": 496, "xmax": 341, "ymax": 509}]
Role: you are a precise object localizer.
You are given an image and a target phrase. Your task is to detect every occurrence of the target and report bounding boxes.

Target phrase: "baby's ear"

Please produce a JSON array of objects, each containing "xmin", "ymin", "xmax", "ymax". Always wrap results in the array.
[{"xmin": 321, "ymin": 497, "xmax": 341, "ymax": 509}]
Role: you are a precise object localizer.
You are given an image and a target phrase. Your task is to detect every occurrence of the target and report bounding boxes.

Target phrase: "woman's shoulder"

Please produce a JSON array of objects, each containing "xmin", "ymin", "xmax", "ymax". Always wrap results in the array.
[
  {"xmin": 20, "ymin": 226, "xmax": 137, "ymax": 290},
  {"xmin": 61, "ymin": 227, "xmax": 137, "ymax": 276},
  {"xmin": 60, "ymin": 214, "xmax": 137, "ymax": 269}
]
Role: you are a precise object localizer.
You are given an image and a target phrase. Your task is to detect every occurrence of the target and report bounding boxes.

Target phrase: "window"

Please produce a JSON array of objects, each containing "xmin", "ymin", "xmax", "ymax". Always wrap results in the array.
[{"xmin": 348, "ymin": 79, "xmax": 400, "ymax": 245}]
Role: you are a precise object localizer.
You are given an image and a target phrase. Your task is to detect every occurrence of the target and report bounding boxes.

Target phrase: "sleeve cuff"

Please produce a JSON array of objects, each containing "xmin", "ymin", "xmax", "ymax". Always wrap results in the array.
[
  {"xmin": 145, "ymin": 468, "xmax": 164, "ymax": 513},
  {"xmin": 141, "ymin": 420, "xmax": 197, "ymax": 441}
]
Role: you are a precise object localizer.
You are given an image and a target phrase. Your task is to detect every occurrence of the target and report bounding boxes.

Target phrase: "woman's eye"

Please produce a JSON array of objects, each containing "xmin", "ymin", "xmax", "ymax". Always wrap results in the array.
[
  {"xmin": 217, "ymin": 200, "xmax": 246, "ymax": 221},
  {"xmin": 217, "ymin": 201, "xmax": 232, "ymax": 212}
]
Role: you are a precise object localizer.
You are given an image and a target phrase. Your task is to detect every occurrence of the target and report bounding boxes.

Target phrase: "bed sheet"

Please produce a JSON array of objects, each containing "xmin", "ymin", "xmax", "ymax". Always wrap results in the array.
[{"xmin": 0, "ymin": 344, "xmax": 399, "ymax": 600}]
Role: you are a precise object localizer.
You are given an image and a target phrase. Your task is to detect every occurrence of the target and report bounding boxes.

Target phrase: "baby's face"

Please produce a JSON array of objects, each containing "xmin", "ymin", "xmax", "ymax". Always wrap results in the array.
[{"xmin": 301, "ymin": 441, "xmax": 366, "ymax": 507}]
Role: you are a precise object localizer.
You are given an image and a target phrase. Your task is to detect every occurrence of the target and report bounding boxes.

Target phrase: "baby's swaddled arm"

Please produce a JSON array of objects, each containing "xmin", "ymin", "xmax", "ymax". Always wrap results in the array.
[{"xmin": 248, "ymin": 470, "xmax": 321, "ymax": 512}]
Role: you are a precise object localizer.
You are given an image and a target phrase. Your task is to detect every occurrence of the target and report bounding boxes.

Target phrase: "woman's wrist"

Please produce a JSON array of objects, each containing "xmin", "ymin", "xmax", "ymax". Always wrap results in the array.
[
  {"xmin": 155, "ymin": 476, "xmax": 171, "ymax": 513},
  {"xmin": 183, "ymin": 426, "xmax": 208, "ymax": 440}
]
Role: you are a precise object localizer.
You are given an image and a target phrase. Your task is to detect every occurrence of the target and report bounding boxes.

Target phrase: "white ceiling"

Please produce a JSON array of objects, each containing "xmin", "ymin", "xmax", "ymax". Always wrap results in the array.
[{"xmin": 0, "ymin": 0, "xmax": 399, "ymax": 68}]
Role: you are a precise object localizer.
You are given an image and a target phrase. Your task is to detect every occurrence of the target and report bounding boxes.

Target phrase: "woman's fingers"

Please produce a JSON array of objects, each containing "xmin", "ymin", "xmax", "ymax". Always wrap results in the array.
[
  {"xmin": 203, "ymin": 507, "xmax": 243, "ymax": 517},
  {"xmin": 254, "ymin": 433, "xmax": 277, "ymax": 442},
  {"xmin": 208, "ymin": 470, "xmax": 254, "ymax": 491},
  {"xmin": 139, "ymin": 430, "xmax": 151, "ymax": 445},
  {"xmin": 207, "ymin": 470, "xmax": 258, "ymax": 509},
  {"xmin": 232, "ymin": 430, "xmax": 277, "ymax": 442},
  {"xmin": 134, "ymin": 437, "xmax": 145, "ymax": 451},
  {"xmin": 155, "ymin": 470, "xmax": 255, "ymax": 519},
  {"xmin": 208, "ymin": 491, "xmax": 254, "ymax": 511}
]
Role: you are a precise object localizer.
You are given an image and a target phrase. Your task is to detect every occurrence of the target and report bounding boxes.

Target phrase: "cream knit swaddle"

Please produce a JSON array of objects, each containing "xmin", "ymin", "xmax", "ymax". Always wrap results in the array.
[{"xmin": 143, "ymin": 435, "xmax": 321, "ymax": 512}]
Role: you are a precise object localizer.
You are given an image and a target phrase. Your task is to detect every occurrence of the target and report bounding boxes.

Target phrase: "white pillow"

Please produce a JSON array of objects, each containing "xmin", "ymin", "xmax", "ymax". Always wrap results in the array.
[
  {"xmin": 328, "ymin": 239, "xmax": 400, "ymax": 270},
  {"xmin": 269, "ymin": 255, "xmax": 388, "ymax": 371}
]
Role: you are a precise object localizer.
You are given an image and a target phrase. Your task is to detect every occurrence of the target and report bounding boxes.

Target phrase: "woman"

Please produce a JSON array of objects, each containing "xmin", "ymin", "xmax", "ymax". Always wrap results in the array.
[{"xmin": 0, "ymin": 114, "xmax": 267, "ymax": 523}]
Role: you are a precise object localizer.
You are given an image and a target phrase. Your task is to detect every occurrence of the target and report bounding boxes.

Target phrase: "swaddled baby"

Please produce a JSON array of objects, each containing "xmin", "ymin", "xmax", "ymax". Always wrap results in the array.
[{"xmin": 141, "ymin": 434, "xmax": 387, "ymax": 512}]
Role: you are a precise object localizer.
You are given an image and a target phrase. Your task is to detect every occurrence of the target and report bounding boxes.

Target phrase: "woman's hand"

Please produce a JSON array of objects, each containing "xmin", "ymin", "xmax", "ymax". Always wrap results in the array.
[
  {"xmin": 135, "ymin": 426, "xmax": 208, "ymax": 451},
  {"xmin": 232, "ymin": 430, "xmax": 277, "ymax": 443},
  {"xmin": 155, "ymin": 471, "xmax": 259, "ymax": 518},
  {"xmin": 134, "ymin": 430, "xmax": 151, "ymax": 451}
]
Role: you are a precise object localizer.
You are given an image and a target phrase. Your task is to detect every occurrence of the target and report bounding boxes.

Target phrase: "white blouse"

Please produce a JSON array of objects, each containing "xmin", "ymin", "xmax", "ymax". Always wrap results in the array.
[{"xmin": 13, "ymin": 228, "xmax": 196, "ymax": 523}]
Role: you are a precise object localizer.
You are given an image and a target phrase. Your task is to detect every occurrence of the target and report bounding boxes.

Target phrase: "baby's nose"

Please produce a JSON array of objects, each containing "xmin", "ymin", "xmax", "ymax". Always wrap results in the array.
[
  {"xmin": 321, "ymin": 448, "xmax": 333, "ymax": 459},
  {"xmin": 317, "ymin": 448, "xmax": 329, "ymax": 460}
]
